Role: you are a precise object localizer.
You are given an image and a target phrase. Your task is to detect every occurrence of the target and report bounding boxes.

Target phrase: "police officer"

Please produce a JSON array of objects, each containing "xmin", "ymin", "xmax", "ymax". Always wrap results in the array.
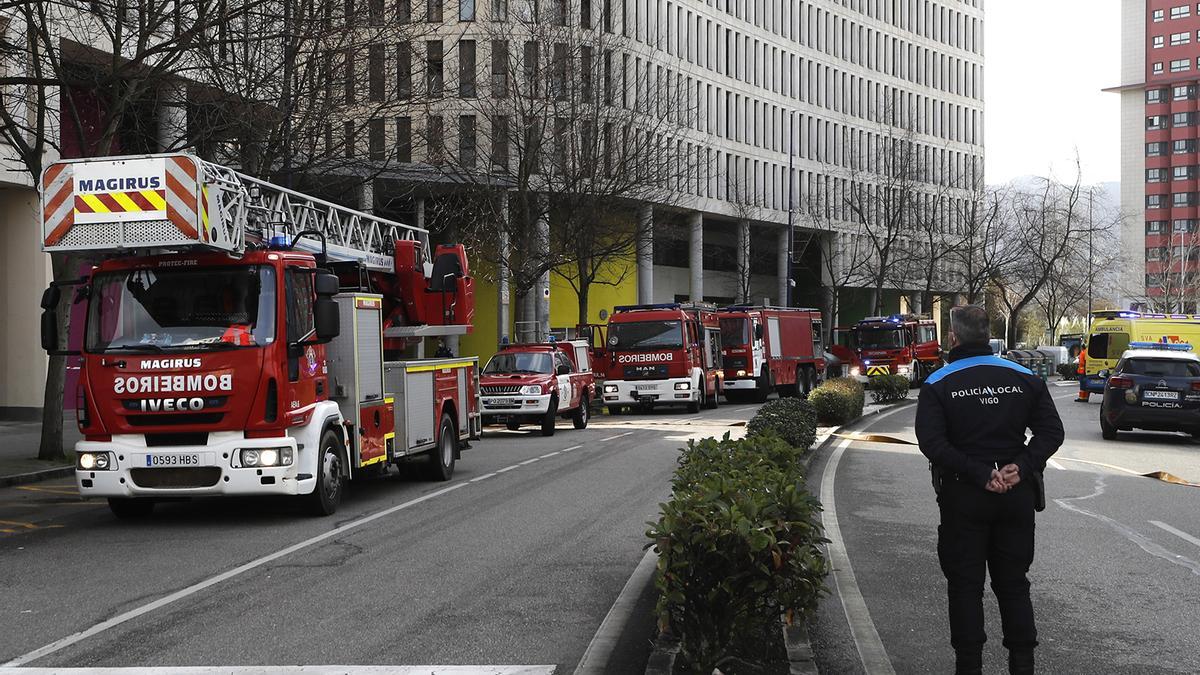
[{"xmin": 916, "ymin": 305, "xmax": 1064, "ymax": 675}]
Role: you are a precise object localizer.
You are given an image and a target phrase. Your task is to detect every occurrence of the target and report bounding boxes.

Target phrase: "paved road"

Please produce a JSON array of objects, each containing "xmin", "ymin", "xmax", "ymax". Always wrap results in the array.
[
  {"xmin": 810, "ymin": 383, "xmax": 1200, "ymax": 674},
  {"xmin": 0, "ymin": 403, "xmax": 761, "ymax": 671}
]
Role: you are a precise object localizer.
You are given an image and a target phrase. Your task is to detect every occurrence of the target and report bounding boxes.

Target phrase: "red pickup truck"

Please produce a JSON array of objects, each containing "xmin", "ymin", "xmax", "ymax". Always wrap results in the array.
[{"xmin": 480, "ymin": 340, "xmax": 596, "ymax": 436}]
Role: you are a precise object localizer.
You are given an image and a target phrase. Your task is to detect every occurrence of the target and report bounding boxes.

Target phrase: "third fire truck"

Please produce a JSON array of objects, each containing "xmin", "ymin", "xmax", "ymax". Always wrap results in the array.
[
  {"xmin": 718, "ymin": 306, "xmax": 826, "ymax": 402},
  {"xmin": 40, "ymin": 153, "xmax": 481, "ymax": 518},
  {"xmin": 831, "ymin": 313, "xmax": 943, "ymax": 385},
  {"xmin": 599, "ymin": 303, "xmax": 724, "ymax": 414}
]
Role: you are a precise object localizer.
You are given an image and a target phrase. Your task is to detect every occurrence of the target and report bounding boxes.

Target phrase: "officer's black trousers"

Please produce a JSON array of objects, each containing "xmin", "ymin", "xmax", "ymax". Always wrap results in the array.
[{"xmin": 937, "ymin": 478, "xmax": 1038, "ymax": 652}]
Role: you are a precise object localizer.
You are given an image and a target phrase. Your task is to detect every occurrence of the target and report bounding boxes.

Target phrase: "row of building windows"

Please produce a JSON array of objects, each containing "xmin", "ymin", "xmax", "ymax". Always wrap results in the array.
[
  {"xmin": 1146, "ymin": 139, "xmax": 1200, "ymax": 155},
  {"xmin": 1146, "ymin": 246, "xmax": 1200, "ymax": 261},
  {"xmin": 1147, "ymin": 219, "xmax": 1200, "ymax": 233},
  {"xmin": 1147, "ymin": 166, "xmax": 1200, "ymax": 182},
  {"xmin": 1151, "ymin": 57, "xmax": 1200, "ymax": 74},
  {"xmin": 1145, "ymin": 112, "xmax": 1200, "ymax": 129},
  {"xmin": 1151, "ymin": 30, "xmax": 1200, "ymax": 48},
  {"xmin": 1152, "ymin": 4, "xmax": 1200, "ymax": 22},
  {"xmin": 1146, "ymin": 192, "xmax": 1200, "ymax": 208},
  {"xmin": 1146, "ymin": 84, "xmax": 1198, "ymax": 102}
]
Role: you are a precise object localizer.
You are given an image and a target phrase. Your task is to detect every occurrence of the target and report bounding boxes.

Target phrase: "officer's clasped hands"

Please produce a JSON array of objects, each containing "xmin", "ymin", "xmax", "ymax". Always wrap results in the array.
[{"xmin": 985, "ymin": 464, "xmax": 1021, "ymax": 494}]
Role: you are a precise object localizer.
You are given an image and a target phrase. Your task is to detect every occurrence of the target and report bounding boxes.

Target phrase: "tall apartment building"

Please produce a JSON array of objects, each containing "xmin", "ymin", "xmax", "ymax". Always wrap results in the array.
[
  {"xmin": 1115, "ymin": 0, "xmax": 1200, "ymax": 310},
  {"xmin": 354, "ymin": 0, "xmax": 984, "ymax": 353}
]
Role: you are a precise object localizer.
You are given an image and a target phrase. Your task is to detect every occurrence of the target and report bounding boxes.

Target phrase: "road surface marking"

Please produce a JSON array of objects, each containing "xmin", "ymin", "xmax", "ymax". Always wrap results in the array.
[
  {"xmin": 495, "ymin": 465, "xmax": 519, "ymax": 474},
  {"xmin": 0, "ymin": 662, "xmax": 554, "ymax": 667},
  {"xmin": 573, "ymin": 547, "xmax": 658, "ymax": 675},
  {"xmin": 518, "ymin": 457, "xmax": 541, "ymax": 466},
  {"xmin": 599, "ymin": 432, "xmax": 633, "ymax": 442},
  {"xmin": 469, "ymin": 472, "xmax": 498, "ymax": 483},
  {"xmin": 560, "ymin": 445, "xmax": 582, "ymax": 453},
  {"xmin": 1054, "ymin": 457, "xmax": 1145, "ymax": 477},
  {"xmin": 0, "ymin": 519, "xmax": 36, "ymax": 529},
  {"xmin": 1150, "ymin": 521, "xmax": 1200, "ymax": 551},
  {"xmin": 1054, "ymin": 477, "xmax": 1200, "ymax": 577},
  {"xmin": 16, "ymin": 485, "xmax": 78, "ymax": 496},
  {"xmin": 539, "ymin": 451, "xmax": 561, "ymax": 459},
  {"xmin": 1046, "ymin": 459, "xmax": 1066, "ymax": 471},
  {"xmin": 820, "ymin": 405, "xmax": 911, "ymax": 675}
]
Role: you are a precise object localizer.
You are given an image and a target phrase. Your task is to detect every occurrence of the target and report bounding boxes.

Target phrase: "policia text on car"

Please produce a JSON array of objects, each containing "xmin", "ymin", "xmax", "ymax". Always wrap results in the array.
[{"xmin": 915, "ymin": 305, "xmax": 1065, "ymax": 675}]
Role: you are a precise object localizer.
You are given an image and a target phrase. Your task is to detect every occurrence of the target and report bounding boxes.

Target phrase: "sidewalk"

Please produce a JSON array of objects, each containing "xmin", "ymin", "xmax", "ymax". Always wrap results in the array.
[{"xmin": 0, "ymin": 414, "xmax": 79, "ymax": 487}]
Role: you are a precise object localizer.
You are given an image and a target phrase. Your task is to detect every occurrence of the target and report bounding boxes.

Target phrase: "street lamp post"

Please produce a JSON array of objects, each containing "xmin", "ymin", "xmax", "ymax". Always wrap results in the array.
[{"xmin": 786, "ymin": 109, "xmax": 796, "ymax": 308}]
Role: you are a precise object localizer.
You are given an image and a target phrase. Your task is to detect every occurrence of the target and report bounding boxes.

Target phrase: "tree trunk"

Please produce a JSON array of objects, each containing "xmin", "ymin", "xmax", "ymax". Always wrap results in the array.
[{"xmin": 577, "ymin": 275, "xmax": 591, "ymax": 328}]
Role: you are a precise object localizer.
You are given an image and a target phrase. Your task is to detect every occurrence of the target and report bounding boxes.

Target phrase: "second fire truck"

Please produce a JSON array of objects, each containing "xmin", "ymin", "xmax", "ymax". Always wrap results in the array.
[
  {"xmin": 718, "ymin": 306, "xmax": 826, "ymax": 402},
  {"xmin": 598, "ymin": 303, "xmax": 724, "ymax": 414},
  {"xmin": 831, "ymin": 313, "xmax": 943, "ymax": 385},
  {"xmin": 40, "ymin": 153, "xmax": 481, "ymax": 518}
]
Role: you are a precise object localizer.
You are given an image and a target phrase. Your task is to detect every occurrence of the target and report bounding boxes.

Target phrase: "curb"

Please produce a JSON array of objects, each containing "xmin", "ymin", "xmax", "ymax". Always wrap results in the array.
[
  {"xmin": 643, "ymin": 398, "xmax": 918, "ymax": 675},
  {"xmin": 0, "ymin": 466, "xmax": 74, "ymax": 489}
]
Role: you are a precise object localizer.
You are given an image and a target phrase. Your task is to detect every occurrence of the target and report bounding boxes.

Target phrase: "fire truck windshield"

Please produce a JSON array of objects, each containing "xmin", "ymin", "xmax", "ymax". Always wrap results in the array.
[
  {"xmin": 609, "ymin": 321, "xmax": 684, "ymax": 350},
  {"xmin": 856, "ymin": 327, "xmax": 904, "ymax": 349},
  {"xmin": 484, "ymin": 352, "xmax": 554, "ymax": 375},
  {"xmin": 86, "ymin": 266, "xmax": 277, "ymax": 353},
  {"xmin": 720, "ymin": 318, "xmax": 749, "ymax": 347}
]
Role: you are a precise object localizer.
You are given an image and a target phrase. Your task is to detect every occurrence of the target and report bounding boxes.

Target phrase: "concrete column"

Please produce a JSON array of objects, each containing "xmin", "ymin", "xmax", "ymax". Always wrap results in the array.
[
  {"xmin": 689, "ymin": 212, "xmax": 704, "ymax": 302},
  {"xmin": 737, "ymin": 220, "xmax": 751, "ymax": 303},
  {"xmin": 535, "ymin": 195, "xmax": 551, "ymax": 339},
  {"xmin": 497, "ymin": 192, "xmax": 511, "ymax": 344},
  {"xmin": 358, "ymin": 180, "xmax": 374, "ymax": 214},
  {"xmin": 414, "ymin": 198, "xmax": 429, "ymax": 251},
  {"xmin": 157, "ymin": 82, "xmax": 187, "ymax": 152},
  {"xmin": 777, "ymin": 227, "xmax": 790, "ymax": 307},
  {"xmin": 637, "ymin": 205, "xmax": 654, "ymax": 304}
]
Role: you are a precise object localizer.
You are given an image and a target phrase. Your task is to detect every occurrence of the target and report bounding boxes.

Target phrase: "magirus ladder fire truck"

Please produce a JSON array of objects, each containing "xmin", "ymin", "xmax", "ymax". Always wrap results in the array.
[{"xmin": 39, "ymin": 153, "xmax": 481, "ymax": 518}]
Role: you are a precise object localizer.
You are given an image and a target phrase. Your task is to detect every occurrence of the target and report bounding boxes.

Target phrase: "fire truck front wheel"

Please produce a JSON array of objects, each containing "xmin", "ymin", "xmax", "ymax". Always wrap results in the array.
[
  {"xmin": 108, "ymin": 498, "xmax": 154, "ymax": 520},
  {"xmin": 305, "ymin": 430, "xmax": 346, "ymax": 516},
  {"xmin": 573, "ymin": 398, "xmax": 590, "ymax": 429},
  {"xmin": 426, "ymin": 414, "xmax": 458, "ymax": 480}
]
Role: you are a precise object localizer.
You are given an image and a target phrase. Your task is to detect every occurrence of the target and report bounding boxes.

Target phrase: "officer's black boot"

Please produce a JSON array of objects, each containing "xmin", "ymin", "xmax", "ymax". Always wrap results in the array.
[
  {"xmin": 1008, "ymin": 648, "xmax": 1035, "ymax": 675},
  {"xmin": 954, "ymin": 647, "xmax": 983, "ymax": 675}
]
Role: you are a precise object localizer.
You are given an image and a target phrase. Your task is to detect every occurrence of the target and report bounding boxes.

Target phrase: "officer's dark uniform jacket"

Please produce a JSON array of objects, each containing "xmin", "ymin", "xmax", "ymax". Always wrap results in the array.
[{"xmin": 916, "ymin": 344, "xmax": 1065, "ymax": 490}]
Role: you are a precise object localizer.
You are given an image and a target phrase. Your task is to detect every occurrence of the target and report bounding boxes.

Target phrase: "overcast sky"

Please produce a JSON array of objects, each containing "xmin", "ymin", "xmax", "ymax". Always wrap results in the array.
[{"xmin": 984, "ymin": 0, "xmax": 1122, "ymax": 186}]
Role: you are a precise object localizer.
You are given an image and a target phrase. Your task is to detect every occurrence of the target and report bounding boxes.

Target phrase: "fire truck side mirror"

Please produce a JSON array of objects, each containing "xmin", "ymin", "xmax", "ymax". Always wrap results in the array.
[
  {"xmin": 755, "ymin": 324, "xmax": 764, "ymax": 340},
  {"xmin": 314, "ymin": 299, "xmax": 340, "ymax": 343},
  {"xmin": 314, "ymin": 273, "xmax": 340, "ymax": 296},
  {"xmin": 40, "ymin": 286, "xmax": 61, "ymax": 353}
]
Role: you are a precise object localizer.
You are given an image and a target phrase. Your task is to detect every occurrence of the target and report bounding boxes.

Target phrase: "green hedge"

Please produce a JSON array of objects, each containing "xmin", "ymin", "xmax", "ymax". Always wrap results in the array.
[
  {"xmin": 809, "ymin": 377, "xmax": 865, "ymax": 426},
  {"xmin": 746, "ymin": 397, "xmax": 818, "ymax": 451},
  {"xmin": 648, "ymin": 433, "xmax": 829, "ymax": 672},
  {"xmin": 869, "ymin": 374, "xmax": 910, "ymax": 404},
  {"xmin": 1057, "ymin": 363, "xmax": 1077, "ymax": 380}
]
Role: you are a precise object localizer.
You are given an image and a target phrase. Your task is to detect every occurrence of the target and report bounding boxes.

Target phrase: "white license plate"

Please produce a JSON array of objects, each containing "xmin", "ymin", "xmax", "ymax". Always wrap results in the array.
[
  {"xmin": 1143, "ymin": 390, "xmax": 1179, "ymax": 400},
  {"xmin": 137, "ymin": 452, "xmax": 214, "ymax": 468},
  {"xmin": 635, "ymin": 384, "xmax": 658, "ymax": 391},
  {"xmin": 485, "ymin": 398, "xmax": 522, "ymax": 406}
]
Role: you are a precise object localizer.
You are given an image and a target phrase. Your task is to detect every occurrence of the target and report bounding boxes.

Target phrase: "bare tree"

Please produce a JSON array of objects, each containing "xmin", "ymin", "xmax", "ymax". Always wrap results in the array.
[
  {"xmin": 800, "ymin": 178, "xmax": 871, "ymax": 333},
  {"xmin": 950, "ymin": 181, "xmax": 1013, "ymax": 305}
]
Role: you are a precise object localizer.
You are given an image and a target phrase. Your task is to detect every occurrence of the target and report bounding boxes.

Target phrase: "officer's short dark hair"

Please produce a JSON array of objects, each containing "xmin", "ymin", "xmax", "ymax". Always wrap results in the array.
[{"xmin": 950, "ymin": 305, "xmax": 989, "ymax": 346}]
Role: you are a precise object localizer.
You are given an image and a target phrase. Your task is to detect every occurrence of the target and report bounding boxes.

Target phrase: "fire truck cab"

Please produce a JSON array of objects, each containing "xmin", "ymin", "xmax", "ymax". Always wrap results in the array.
[
  {"xmin": 480, "ymin": 340, "xmax": 596, "ymax": 435},
  {"xmin": 718, "ymin": 306, "xmax": 825, "ymax": 402},
  {"xmin": 831, "ymin": 313, "xmax": 942, "ymax": 385},
  {"xmin": 600, "ymin": 303, "xmax": 724, "ymax": 414},
  {"xmin": 40, "ymin": 154, "xmax": 481, "ymax": 518}
]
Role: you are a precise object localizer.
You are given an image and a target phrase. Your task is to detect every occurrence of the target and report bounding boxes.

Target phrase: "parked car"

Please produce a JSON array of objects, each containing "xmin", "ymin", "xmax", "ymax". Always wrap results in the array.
[
  {"xmin": 1099, "ymin": 342, "xmax": 1200, "ymax": 440},
  {"xmin": 480, "ymin": 341, "xmax": 596, "ymax": 436}
]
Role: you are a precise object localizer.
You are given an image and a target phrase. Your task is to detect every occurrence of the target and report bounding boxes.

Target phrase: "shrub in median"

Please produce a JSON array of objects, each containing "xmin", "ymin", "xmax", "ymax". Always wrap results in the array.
[
  {"xmin": 809, "ymin": 377, "xmax": 865, "ymax": 425},
  {"xmin": 869, "ymin": 374, "xmax": 911, "ymax": 404},
  {"xmin": 1057, "ymin": 363, "xmax": 1077, "ymax": 381},
  {"xmin": 746, "ymin": 397, "xmax": 818, "ymax": 451},
  {"xmin": 648, "ymin": 434, "xmax": 829, "ymax": 672}
]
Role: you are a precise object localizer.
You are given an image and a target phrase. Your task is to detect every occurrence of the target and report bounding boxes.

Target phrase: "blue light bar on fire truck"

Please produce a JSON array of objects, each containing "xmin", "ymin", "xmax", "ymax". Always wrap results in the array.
[{"xmin": 1128, "ymin": 342, "xmax": 1194, "ymax": 351}]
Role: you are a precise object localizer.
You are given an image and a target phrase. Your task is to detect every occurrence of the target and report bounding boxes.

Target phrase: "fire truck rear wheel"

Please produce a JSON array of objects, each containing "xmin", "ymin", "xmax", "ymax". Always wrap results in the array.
[
  {"xmin": 427, "ymin": 414, "xmax": 458, "ymax": 480},
  {"xmin": 573, "ymin": 398, "xmax": 590, "ymax": 429},
  {"xmin": 687, "ymin": 385, "xmax": 703, "ymax": 414},
  {"xmin": 541, "ymin": 396, "xmax": 559, "ymax": 436},
  {"xmin": 107, "ymin": 498, "xmax": 154, "ymax": 519},
  {"xmin": 704, "ymin": 381, "xmax": 719, "ymax": 409},
  {"xmin": 305, "ymin": 430, "xmax": 345, "ymax": 516}
]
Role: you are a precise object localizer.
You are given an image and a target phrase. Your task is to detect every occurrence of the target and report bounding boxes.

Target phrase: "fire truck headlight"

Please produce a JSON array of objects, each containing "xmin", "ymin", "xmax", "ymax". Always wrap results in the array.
[
  {"xmin": 850, "ymin": 366, "xmax": 861, "ymax": 377},
  {"xmin": 520, "ymin": 385, "xmax": 543, "ymax": 396},
  {"xmin": 737, "ymin": 370, "xmax": 747, "ymax": 377},
  {"xmin": 675, "ymin": 382, "xmax": 691, "ymax": 390},
  {"xmin": 260, "ymin": 449, "xmax": 278, "ymax": 467},
  {"xmin": 897, "ymin": 365, "xmax": 911, "ymax": 375},
  {"xmin": 242, "ymin": 449, "xmax": 260, "ymax": 467},
  {"xmin": 604, "ymin": 384, "xmax": 619, "ymax": 394},
  {"xmin": 78, "ymin": 452, "xmax": 114, "ymax": 471},
  {"xmin": 239, "ymin": 447, "xmax": 293, "ymax": 468},
  {"xmin": 78, "ymin": 453, "xmax": 96, "ymax": 470}
]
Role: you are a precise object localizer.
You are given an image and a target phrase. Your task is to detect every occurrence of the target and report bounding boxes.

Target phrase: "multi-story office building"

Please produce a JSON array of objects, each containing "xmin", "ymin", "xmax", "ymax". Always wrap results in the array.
[
  {"xmin": 351, "ymin": 0, "xmax": 985, "ymax": 354},
  {"xmin": 1115, "ymin": 1, "xmax": 1200, "ymax": 310}
]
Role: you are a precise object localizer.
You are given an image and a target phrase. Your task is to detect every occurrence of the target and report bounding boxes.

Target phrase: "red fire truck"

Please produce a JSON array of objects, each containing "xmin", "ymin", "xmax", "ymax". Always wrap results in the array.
[
  {"xmin": 718, "ymin": 306, "xmax": 826, "ymax": 402},
  {"xmin": 39, "ymin": 153, "xmax": 481, "ymax": 518},
  {"xmin": 599, "ymin": 303, "xmax": 724, "ymax": 414},
  {"xmin": 830, "ymin": 313, "xmax": 943, "ymax": 385},
  {"xmin": 480, "ymin": 340, "xmax": 596, "ymax": 435}
]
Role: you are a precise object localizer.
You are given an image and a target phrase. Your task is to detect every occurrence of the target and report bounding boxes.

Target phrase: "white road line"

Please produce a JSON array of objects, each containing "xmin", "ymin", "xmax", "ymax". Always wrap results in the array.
[
  {"xmin": 1054, "ymin": 456, "xmax": 1146, "ymax": 477},
  {"xmin": 518, "ymin": 458, "xmax": 542, "ymax": 466},
  {"xmin": 495, "ymin": 465, "xmax": 519, "ymax": 474},
  {"xmin": 539, "ymin": 451, "xmax": 561, "ymax": 459},
  {"xmin": 0, "ymin": 662, "xmax": 552, "ymax": 667},
  {"xmin": 470, "ymin": 472, "xmax": 499, "ymax": 483},
  {"xmin": 819, "ymin": 405, "xmax": 911, "ymax": 675},
  {"xmin": 573, "ymin": 548, "xmax": 659, "ymax": 675},
  {"xmin": 599, "ymin": 432, "xmax": 634, "ymax": 442},
  {"xmin": 1046, "ymin": 459, "xmax": 1067, "ymax": 471},
  {"xmin": 1150, "ymin": 520, "xmax": 1200, "ymax": 551},
  {"xmin": 560, "ymin": 445, "xmax": 582, "ymax": 453}
]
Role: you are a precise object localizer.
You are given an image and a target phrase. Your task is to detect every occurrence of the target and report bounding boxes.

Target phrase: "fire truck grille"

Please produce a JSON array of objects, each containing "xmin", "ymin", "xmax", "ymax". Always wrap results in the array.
[
  {"xmin": 482, "ymin": 385, "xmax": 522, "ymax": 395},
  {"xmin": 125, "ymin": 413, "xmax": 224, "ymax": 427},
  {"xmin": 130, "ymin": 467, "xmax": 221, "ymax": 488},
  {"xmin": 624, "ymin": 365, "xmax": 668, "ymax": 379}
]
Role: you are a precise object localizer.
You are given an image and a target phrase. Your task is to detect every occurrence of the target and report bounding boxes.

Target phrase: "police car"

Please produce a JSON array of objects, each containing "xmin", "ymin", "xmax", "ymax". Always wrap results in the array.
[{"xmin": 1099, "ymin": 342, "xmax": 1200, "ymax": 440}]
